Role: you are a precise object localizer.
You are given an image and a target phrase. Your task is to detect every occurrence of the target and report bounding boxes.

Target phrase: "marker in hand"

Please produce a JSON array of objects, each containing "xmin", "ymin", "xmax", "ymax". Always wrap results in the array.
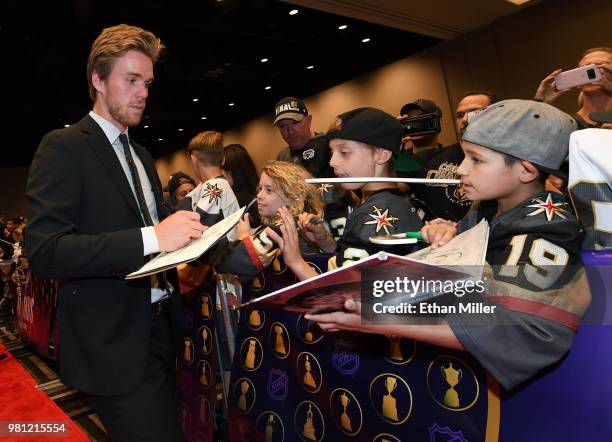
[{"xmin": 368, "ymin": 231, "xmax": 426, "ymax": 245}]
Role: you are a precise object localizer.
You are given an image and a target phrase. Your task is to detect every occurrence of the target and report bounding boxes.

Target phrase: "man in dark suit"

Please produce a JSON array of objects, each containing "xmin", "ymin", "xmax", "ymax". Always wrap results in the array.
[{"xmin": 25, "ymin": 24, "xmax": 205, "ymax": 441}]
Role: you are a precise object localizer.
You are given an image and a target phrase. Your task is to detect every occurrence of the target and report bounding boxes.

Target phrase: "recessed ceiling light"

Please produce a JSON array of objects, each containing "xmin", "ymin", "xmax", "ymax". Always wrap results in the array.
[
  {"xmin": 260, "ymin": 58, "xmax": 268, "ymax": 63},
  {"xmin": 362, "ymin": 38, "xmax": 371, "ymax": 43},
  {"xmin": 506, "ymin": 0, "xmax": 531, "ymax": 4},
  {"xmin": 307, "ymin": 65, "xmax": 314, "ymax": 70},
  {"xmin": 338, "ymin": 25, "xmax": 348, "ymax": 30},
  {"xmin": 265, "ymin": 85, "xmax": 272, "ymax": 90},
  {"xmin": 158, "ymin": 138, "xmax": 163, "ymax": 141},
  {"xmin": 144, "ymin": 125, "xmax": 149, "ymax": 128},
  {"xmin": 64, "ymin": 124, "xmax": 70, "ymax": 128},
  {"xmin": 201, "ymin": 116, "xmax": 207, "ymax": 120},
  {"xmin": 178, "ymin": 128, "xmax": 183, "ymax": 132},
  {"xmin": 192, "ymin": 98, "xmax": 199, "ymax": 102},
  {"xmin": 229, "ymin": 102, "xmax": 235, "ymax": 107},
  {"xmin": 289, "ymin": 9, "xmax": 298, "ymax": 15}
]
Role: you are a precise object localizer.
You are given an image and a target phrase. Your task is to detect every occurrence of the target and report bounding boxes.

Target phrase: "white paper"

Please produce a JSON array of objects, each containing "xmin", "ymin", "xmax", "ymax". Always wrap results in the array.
[
  {"xmin": 407, "ymin": 219, "xmax": 489, "ymax": 278},
  {"xmin": 126, "ymin": 206, "xmax": 246, "ymax": 279}
]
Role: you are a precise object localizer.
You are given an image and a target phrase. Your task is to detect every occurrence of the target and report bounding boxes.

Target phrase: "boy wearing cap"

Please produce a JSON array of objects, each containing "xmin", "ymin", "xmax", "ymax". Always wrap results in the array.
[
  {"xmin": 270, "ymin": 107, "xmax": 423, "ymax": 280},
  {"xmin": 306, "ymin": 100, "xmax": 589, "ymax": 390}
]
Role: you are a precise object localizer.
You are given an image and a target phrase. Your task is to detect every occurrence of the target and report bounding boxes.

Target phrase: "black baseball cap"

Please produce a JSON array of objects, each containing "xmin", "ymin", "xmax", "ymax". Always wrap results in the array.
[
  {"xmin": 400, "ymin": 99, "xmax": 442, "ymax": 117},
  {"xmin": 273, "ymin": 97, "xmax": 309, "ymax": 125},
  {"xmin": 165, "ymin": 171, "xmax": 196, "ymax": 197},
  {"xmin": 329, "ymin": 107, "xmax": 404, "ymax": 154}
]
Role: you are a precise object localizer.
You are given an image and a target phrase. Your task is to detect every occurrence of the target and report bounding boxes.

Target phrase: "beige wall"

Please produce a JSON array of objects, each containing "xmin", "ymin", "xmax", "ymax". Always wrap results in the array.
[
  {"xmin": 439, "ymin": 0, "xmax": 612, "ymax": 128},
  {"xmin": 158, "ymin": 52, "xmax": 458, "ymax": 182},
  {"xmin": 157, "ymin": 0, "xmax": 612, "ymax": 184}
]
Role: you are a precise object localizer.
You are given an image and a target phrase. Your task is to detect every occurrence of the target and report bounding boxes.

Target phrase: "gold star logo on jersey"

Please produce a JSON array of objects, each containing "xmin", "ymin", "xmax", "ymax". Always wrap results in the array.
[
  {"xmin": 317, "ymin": 183, "xmax": 333, "ymax": 196},
  {"xmin": 203, "ymin": 182, "xmax": 223, "ymax": 205},
  {"xmin": 365, "ymin": 206, "xmax": 399, "ymax": 234},
  {"xmin": 526, "ymin": 193, "xmax": 568, "ymax": 221}
]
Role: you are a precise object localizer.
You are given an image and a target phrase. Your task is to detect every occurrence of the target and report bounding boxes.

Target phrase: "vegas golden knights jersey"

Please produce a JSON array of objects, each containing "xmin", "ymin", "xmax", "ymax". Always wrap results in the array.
[
  {"xmin": 568, "ymin": 128, "xmax": 612, "ymax": 249},
  {"xmin": 176, "ymin": 177, "xmax": 240, "ymax": 241},
  {"xmin": 331, "ymin": 188, "xmax": 424, "ymax": 269},
  {"xmin": 458, "ymin": 191, "xmax": 583, "ymax": 291},
  {"xmin": 450, "ymin": 191, "xmax": 588, "ymax": 390}
]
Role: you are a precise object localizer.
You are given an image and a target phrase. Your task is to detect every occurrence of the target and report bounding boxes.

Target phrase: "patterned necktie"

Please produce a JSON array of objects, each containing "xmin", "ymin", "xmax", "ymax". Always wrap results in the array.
[{"xmin": 119, "ymin": 133, "xmax": 154, "ymax": 226}]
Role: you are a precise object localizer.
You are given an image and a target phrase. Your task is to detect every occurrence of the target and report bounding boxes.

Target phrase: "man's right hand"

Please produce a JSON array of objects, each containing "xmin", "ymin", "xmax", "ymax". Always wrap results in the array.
[
  {"xmin": 154, "ymin": 210, "xmax": 207, "ymax": 252},
  {"xmin": 534, "ymin": 68, "xmax": 569, "ymax": 103}
]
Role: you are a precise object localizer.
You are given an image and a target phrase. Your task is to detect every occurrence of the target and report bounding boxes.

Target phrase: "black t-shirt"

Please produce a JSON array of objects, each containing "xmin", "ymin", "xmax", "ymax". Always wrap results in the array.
[
  {"xmin": 401, "ymin": 143, "xmax": 471, "ymax": 222},
  {"xmin": 332, "ymin": 188, "xmax": 423, "ymax": 268},
  {"xmin": 275, "ymin": 133, "xmax": 333, "ymax": 178}
]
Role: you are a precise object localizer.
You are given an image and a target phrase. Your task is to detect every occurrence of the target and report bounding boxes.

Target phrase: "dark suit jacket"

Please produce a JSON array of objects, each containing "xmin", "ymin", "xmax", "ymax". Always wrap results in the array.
[{"xmin": 25, "ymin": 115, "xmax": 182, "ymax": 396}]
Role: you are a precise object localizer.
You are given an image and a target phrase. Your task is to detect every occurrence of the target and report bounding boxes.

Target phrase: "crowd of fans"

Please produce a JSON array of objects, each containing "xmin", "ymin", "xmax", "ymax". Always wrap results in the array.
[
  {"xmin": 9, "ymin": 19, "xmax": 610, "ymax": 440},
  {"xmin": 0, "ymin": 214, "xmax": 27, "ymax": 316}
]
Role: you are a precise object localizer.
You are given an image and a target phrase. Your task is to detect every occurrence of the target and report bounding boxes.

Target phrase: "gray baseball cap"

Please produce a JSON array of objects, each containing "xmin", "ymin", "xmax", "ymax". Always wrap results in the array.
[{"xmin": 462, "ymin": 99, "xmax": 577, "ymax": 172}]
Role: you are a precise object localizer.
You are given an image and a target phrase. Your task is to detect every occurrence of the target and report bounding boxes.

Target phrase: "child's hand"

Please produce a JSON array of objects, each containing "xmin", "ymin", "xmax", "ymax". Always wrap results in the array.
[
  {"xmin": 236, "ymin": 213, "xmax": 256, "ymax": 240},
  {"xmin": 421, "ymin": 218, "xmax": 457, "ymax": 249},
  {"xmin": 297, "ymin": 213, "xmax": 336, "ymax": 253},
  {"xmin": 305, "ymin": 299, "xmax": 366, "ymax": 333},
  {"xmin": 265, "ymin": 207, "xmax": 317, "ymax": 280}
]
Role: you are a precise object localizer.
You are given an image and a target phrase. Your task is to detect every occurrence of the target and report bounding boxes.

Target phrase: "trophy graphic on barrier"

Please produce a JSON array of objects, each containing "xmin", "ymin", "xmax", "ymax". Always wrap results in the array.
[
  {"xmin": 238, "ymin": 380, "xmax": 250, "ymax": 411},
  {"xmin": 340, "ymin": 392, "xmax": 352, "ymax": 431},
  {"xmin": 382, "ymin": 376, "xmax": 399, "ymax": 421},
  {"xmin": 274, "ymin": 325, "xmax": 287, "ymax": 355},
  {"xmin": 442, "ymin": 361, "xmax": 462, "ymax": 408},
  {"xmin": 202, "ymin": 328, "xmax": 209, "ymax": 353},
  {"xmin": 249, "ymin": 310, "xmax": 262, "ymax": 327},
  {"xmin": 265, "ymin": 414, "xmax": 274, "ymax": 442},
  {"xmin": 302, "ymin": 403, "xmax": 316, "ymax": 440},
  {"xmin": 388, "ymin": 335, "xmax": 403, "ymax": 362},
  {"xmin": 183, "ymin": 338, "xmax": 192, "ymax": 363},
  {"xmin": 245, "ymin": 339, "xmax": 257, "ymax": 370},
  {"xmin": 201, "ymin": 295, "xmax": 210, "ymax": 318},
  {"xmin": 303, "ymin": 355, "xmax": 317, "ymax": 389}
]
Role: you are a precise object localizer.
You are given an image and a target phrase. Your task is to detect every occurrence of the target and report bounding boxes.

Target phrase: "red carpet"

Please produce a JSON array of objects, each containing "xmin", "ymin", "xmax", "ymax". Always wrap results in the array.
[{"xmin": 0, "ymin": 343, "xmax": 90, "ymax": 441}]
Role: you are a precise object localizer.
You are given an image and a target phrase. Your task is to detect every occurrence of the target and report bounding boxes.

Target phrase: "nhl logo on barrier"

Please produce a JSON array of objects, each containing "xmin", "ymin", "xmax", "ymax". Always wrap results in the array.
[
  {"xmin": 428, "ymin": 422, "xmax": 467, "ymax": 442},
  {"xmin": 331, "ymin": 339, "xmax": 360, "ymax": 376},
  {"xmin": 267, "ymin": 368, "xmax": 289, "ymax": 402}
]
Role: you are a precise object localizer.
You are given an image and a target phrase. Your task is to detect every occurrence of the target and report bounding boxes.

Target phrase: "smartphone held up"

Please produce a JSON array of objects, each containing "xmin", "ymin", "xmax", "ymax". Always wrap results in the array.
[{"xmin": 554, "ymin": 64, "xmax": 602, "ymax": 90}]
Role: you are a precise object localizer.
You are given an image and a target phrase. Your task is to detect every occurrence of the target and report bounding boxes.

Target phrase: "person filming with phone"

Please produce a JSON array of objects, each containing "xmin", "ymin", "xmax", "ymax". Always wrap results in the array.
[
  {"xmin": 535, "ymin": 47, "xmax": 611, "ymax": 128},
  {"xmin": 393, "ymin": 97, "xmax": 487, "ymax": 222}
]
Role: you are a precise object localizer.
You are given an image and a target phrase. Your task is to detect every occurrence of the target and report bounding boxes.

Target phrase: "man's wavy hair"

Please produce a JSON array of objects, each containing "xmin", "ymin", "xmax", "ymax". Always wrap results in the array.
[
  {"xmin": 87, "ymin": 24, "xmax": 165, "ymax": 101},
  {"xmin": 259, "ymin": 161, "xmax": 323, "ymax": 225}
]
